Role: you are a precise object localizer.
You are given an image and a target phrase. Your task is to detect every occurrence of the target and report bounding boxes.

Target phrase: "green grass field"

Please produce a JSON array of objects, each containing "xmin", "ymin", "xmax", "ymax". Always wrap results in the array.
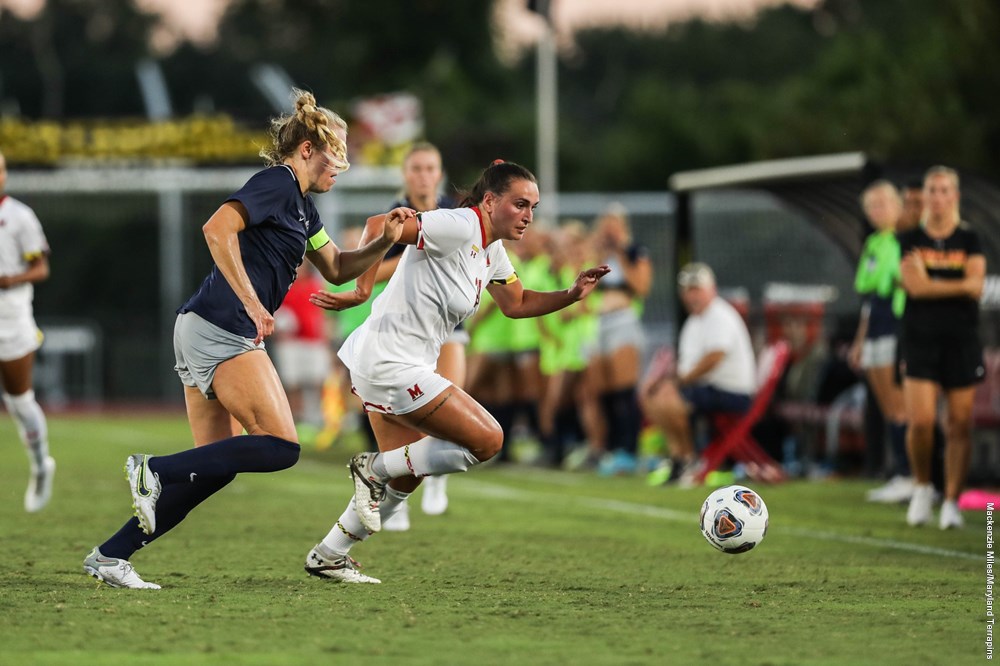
[{"xmin": 0, "ymin": 414, "xmax": 989, "ymax": 665}]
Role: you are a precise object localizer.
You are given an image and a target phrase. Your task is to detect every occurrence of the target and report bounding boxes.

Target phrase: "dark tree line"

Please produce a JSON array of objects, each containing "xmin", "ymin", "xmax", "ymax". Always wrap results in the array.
[{"xmin": 1, "ymin": 0, "xmax": 998, "ymax": 189}]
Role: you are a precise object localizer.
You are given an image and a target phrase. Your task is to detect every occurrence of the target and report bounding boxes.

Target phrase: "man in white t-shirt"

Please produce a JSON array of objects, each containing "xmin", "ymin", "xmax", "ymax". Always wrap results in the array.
[
  {"xmin": 0, "ymin": 149, "xmax": 55, "ymax": 512},
  {"xmin": 640, "ymin": 262, "xmax": 756, "ymax": 483}
]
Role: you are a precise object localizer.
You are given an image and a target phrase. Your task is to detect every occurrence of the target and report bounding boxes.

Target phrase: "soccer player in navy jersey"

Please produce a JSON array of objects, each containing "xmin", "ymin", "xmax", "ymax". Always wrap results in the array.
[{"xmin": 83, "ymin": 90, "xmax": 406, "ymax": 589}]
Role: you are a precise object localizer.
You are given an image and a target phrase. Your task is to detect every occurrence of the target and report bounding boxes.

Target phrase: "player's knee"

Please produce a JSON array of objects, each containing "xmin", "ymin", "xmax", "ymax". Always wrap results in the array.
[
  {"xmin": 475, "ymin": 426, "xmax": 505, "ymax": 462},
  {"xmin": 908, "ymin": 420, "xmax": 935, "ymax": 438}
]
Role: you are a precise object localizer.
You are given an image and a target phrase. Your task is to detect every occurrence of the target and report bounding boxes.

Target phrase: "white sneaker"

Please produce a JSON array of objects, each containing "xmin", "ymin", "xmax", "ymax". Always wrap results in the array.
[
  {"xmin": 939, "ymin": 499, "xmax": 965, "ymax": 530},
  {"xmin": 421, "ymin": 475, "xmax": 449, "ymax": 515},
  {"xmin": 348, "ymin": 453, "xmax": 387, "ymax": 533},
  {"xmin": 304, "ymin": 546, "xmax": 380, "ymax": 584},
  {"xmin": 125, "ymin": 454, "xmax": 161, "ymax": 535},
  {"xmin": 866, "ymin": 476, "xmax": 915, "ymax": 504},
  {"xmin": 382, "ymin": 501, "xmax": 411, "ymax": 532},
  {"xmin": 24, "ymin": 456, "xmax": 56, "ymax": 513},
  {"xmin": 83, "ymin": 547, "xmax": 161, "ymax": 589},
  {"xmin": 906, "ymin": 484, "xmax": 935, "ymax": 526}
]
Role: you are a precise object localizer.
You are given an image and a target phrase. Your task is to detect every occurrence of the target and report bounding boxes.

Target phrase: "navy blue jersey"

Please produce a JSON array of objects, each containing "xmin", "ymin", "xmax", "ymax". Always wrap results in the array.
[{"xmin": 179, "ymin": 165, "xmax": 331, "ymax": 337}]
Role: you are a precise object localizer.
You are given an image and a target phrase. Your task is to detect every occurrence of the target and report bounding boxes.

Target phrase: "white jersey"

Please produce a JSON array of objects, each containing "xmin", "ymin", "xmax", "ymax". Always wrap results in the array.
[
  {"xmin": 677, "ymin": 296, "xmax": 756, "ymax": 395},
  {"xmin": 0, "ymin": 195, "xmax": 48, "ymax": 321},
  {"xmin": 340, "ymin": 207, "xmax": 516, "ymax": 381}
]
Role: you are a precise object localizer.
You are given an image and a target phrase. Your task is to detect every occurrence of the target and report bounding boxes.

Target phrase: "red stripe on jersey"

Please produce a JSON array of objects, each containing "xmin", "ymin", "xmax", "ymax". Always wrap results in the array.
[
  {"xmin": 416, "ymin": 213, "xmax": 425, "ymax": 250},
  {"xmin": 0, "ymin": 195, "xmax": 7, "ymax": 206},
  {"xmin": 471, "ymin": 206, "xmax": 487, "ymax": 247}
]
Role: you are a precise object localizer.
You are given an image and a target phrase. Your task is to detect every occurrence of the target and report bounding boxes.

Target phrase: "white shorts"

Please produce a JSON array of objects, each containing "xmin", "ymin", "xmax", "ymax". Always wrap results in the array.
[
  {"xmin": 274, "ymin": 339, "xmax": 331, "ymax": 388},
  {"xmin": 0, "ymin": 316, "xmax": 43, "ymax": 362},
  {"xmin": 349, "ymin": 364, "xmax": 453, "ymax": 416},
  {"xmin": 861, "ymin": 335, "xmax": 897, "ymax": 370}
]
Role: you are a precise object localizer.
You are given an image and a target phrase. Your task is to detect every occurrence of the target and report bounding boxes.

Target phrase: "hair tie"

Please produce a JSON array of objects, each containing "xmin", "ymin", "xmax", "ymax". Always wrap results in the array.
[{"xmin": 491, "ymin": 159, "xmax": 505, "ymax": 166}]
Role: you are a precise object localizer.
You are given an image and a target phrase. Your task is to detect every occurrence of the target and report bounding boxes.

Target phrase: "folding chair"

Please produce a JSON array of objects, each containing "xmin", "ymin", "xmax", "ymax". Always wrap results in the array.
[{"xmin": 693, "ymin": 340, "xmax": 791, "ymax": 484}]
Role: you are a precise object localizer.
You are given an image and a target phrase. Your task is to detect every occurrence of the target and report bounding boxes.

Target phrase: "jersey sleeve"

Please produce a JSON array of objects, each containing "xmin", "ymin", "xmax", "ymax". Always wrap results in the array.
[
  {"xmin": 963, "ymin": 225, "xmax": 984, "ymax": 256},
  {"xmin": 416, "ymin": 208, "xmax": 478, "ymax": 257},
  {"xmin": 14, "ymin": 204, "xmax": 49, "ymax": 260},
  {"xmin": 488, "ymin": 244, "xmax": 518, "ymax": 285},
  {"xmin": 304, "ymin": 201, "xmax": 330, "ymax": 251},
  {"xmin": 226, "ymin": 168, "xmax": 288, "ymax": 228}
]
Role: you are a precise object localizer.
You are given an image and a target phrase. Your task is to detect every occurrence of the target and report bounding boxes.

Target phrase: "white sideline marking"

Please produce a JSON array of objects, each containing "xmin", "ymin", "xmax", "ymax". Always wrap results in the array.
[{"xmin": 466, "ymin": 479, "xmax": 981, "ymax": 562}]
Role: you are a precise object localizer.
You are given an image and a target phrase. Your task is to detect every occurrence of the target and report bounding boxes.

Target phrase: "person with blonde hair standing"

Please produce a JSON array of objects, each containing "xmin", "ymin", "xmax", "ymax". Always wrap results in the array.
[
  {"xmin": 83, "ymin": 90, "xmax": 405, "ymax": 588},
  {"xmin": 899, "ymin": 166, "xmax": 986, "ymax": 529},
  {"xmin": 0, "ymin": 148, "xmax": 54, "ymax": 513},
  {"xmin": 848, "ymin": 180, "xmax": 911, "ymax": 502}
]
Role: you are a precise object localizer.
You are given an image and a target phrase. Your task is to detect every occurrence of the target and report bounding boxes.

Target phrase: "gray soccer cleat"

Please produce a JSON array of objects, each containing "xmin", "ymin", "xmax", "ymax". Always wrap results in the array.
[
  {"xmin": 125, "ymin": 454, "xmax": 161, "ymax": 535},
  {"xmin": 348, "ymin": 452, "xmax": 387, "ymax": 533},
  {"xmin": 24, "ymin": 455, "xmax": 56, "ymax": 513},
  {"xmin": 83, "ymin": 547, "xmax": 161, "ymax": 589},
  {"xmin": 304, "ymin": 546, "xmax": 381, "ymax": 584}
]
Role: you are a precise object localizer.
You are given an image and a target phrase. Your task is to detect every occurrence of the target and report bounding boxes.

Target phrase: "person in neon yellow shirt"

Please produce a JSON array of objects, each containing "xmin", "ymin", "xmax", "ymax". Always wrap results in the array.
[{"xmin": 848, "ymin": 180, "xmax": 910, "ymax": 503}]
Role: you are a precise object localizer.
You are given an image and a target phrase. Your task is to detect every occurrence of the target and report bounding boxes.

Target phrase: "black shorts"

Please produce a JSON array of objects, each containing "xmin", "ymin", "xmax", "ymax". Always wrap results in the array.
[{"xmin": 902, "ymin": 330, "xmax": 985, "ymax": 389}]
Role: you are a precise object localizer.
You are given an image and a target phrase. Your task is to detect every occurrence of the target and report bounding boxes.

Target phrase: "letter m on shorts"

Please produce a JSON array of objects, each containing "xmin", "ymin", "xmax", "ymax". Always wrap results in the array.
[{"xmin": 407, "ymin": 384, "xmax": 424, "ymax": 401}]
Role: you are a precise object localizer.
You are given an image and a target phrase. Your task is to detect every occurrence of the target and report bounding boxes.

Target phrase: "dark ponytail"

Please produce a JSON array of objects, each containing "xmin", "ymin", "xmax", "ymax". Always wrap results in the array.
[{"xmin": 458, "ymin": 160, "xmax": 536, "ymax": 207}]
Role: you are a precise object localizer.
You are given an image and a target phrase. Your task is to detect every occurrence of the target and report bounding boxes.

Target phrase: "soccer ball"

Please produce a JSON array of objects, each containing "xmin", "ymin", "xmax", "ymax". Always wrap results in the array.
[{"xmin": 699, "ymin": 484, "xmax": 769, "ymax": 554}]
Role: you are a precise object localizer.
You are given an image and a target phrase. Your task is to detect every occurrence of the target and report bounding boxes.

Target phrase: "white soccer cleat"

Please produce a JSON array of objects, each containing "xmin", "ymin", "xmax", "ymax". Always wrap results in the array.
[
  {"xmin": 939, "ymin": 499, "xmax": 965, "ymax": 530},
  {"xmin": 125, "ymin": 454, "xmax": 161, "ymax": 535},
  {"xmin": 83, "ymin": 547, "xmax": 161, "ymax": 589},
  {"xmin": 865, "ymin": 475, "xmax": 915, "ymax": 504},
  {"xmin": 304, "ymin": 546, "xmax": 381, "ymax": 584},
  {"xmin": 421, "ymin": 475, "xmax": 449, "ymax": 515},
  {"xmin": 382, "ymin": 500, "xmax": 411, "ymax": 532},
  {"xmin": 24, "ymin": 455, "xmax": 56, "ymax": 513},
  {"xmin": 906, "ymin": 484, "xmax": 935, "ymax": 527},
  {"xmin": 348, "ymin": 453, "xmax": 387, "ymax": 533}
]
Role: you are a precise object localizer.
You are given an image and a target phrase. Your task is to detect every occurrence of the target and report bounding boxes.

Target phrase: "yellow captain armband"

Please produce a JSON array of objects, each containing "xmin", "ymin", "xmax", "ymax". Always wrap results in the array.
[
  {"xmin": 22, "ymin": 251, "xmax": 44, "ymax": 262},
  {"xmin": 490, "ymin": 272, "xmax": 519, "ymax": 286},
  {"xmin": 307, "ymin": 228, "xmax": 331, "ymax": 251}
]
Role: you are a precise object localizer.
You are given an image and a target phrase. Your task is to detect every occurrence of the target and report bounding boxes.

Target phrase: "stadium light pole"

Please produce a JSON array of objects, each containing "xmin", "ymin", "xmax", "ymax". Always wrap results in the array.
[{"xmin": 533, "ymin": 2, "xmax": 558, "ymax": 225}]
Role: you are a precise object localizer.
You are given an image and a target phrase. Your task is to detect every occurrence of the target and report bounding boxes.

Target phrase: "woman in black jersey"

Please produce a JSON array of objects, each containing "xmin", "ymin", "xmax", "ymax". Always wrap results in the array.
[
  {"xmin": 898, "ymin": 166, "xmax": 986, "ymax": 530},
  {"xmin": 82, "ymin": 90, "xmax": 405, "ymax": 588}
]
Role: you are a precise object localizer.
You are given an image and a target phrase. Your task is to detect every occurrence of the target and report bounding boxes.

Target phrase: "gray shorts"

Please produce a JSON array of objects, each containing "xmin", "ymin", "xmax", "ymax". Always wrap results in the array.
[
  {"xmin": 173, "ymin": 311, "xmax": 264, "ymax": 398},
  {"xmin": 587, "ymin": 307, "xmax": 646, "ymax": 359}
]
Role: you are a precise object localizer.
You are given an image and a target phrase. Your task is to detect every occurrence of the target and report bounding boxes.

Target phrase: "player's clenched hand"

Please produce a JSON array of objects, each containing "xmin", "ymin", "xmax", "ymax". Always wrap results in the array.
[
  {"xmin": 568, "ymin": 264, "xmax": 611, "ymax": 301},
  {"xmin": 382, "ymin": 207, "xmax": 413, "ymax": 244}
]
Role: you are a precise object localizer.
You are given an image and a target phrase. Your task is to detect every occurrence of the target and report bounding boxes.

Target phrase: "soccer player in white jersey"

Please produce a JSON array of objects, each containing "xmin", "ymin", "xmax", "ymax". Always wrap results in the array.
[
  {"xmin": 304, "ymin": 160, "xmax": 611, "ymax": 583},
  {"xmin": 0, "ymin": 148, "xmax": 55, "ymax": 513}
]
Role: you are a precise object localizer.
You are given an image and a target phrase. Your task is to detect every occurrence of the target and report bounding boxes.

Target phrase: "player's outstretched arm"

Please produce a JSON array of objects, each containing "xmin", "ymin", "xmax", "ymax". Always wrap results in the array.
[{"xmin": 488, "ymin": 264, "xmax": 610, "ymax": 319}]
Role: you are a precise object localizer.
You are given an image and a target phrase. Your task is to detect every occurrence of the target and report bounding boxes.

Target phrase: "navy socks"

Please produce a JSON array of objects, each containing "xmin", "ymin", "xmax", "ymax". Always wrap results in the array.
[
  {"xmin": 100, "ymin": 435, "xmax": 300, "ymax": 560},
  {"xmin": 101, "ymin": 474, "xmax": 235, "ymax": 560},
  {"xmin": 148, "ymin": 434, "xmax": 300, "ymax": 484}
]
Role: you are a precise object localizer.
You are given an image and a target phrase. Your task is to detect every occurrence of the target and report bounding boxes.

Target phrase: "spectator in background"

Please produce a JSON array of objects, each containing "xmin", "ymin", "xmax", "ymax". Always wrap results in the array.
[
  {"xmin": 587, "ymin": 204, "xmax": 652, "ymax": 472},
  {"xmin": 899, "ymin": 166, "xmax": 986, "ymax": 529},
  {"xmin": 640, "ymin": 263, "xmax": 756, "ymax": 485},
  {"xmin": 320, "ymin": 142, "xmax": 459, "ymax": 528},
  {"xmin": 848, "ymin": 181, "xmax": 911, "ymax": 503},
  {"xmin": 0, "ymin": 148, "xmax": 55, "ymax": 513},
  {"xmin": 273, "ymin": 261, "xmax": 332, "ymax": 434}
]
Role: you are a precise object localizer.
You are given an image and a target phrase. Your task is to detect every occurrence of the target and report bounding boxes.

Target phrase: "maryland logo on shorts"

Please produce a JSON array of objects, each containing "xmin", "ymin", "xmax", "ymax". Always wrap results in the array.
[
  {"xmin": 734, "ymin": 488, "xmax": 764, "ymax": 516},
  {"xmin": 711, "ymin": 508, "xmax": 744, "ymax": 540},
  {"xmin": 407, "ymin": 384, "xmax": 424, "ymax": 401}
]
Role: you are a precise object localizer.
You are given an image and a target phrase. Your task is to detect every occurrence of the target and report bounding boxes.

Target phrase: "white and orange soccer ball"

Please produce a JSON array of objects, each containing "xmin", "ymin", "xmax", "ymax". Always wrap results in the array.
[{"xmin": 700, "ymin": 485, "xmax": 769, "ymax": 554}]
